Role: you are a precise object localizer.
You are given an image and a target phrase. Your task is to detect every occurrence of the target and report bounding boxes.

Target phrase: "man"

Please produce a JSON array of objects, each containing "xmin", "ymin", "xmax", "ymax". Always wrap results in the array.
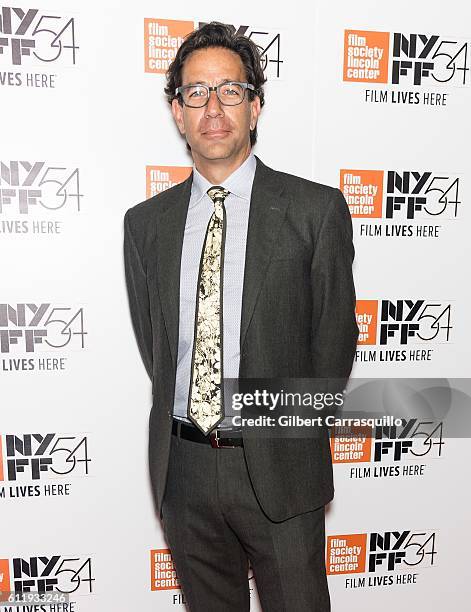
[{"xmin": 124, "ymin": 21, "xmax": 358, "ymax": 612}]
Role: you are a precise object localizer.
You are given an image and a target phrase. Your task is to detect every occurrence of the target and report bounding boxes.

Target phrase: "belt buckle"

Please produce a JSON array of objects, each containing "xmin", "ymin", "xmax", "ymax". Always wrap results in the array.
[{"xmin": 209, "ymin": 430, "xmax": 234, "ymax": 449}]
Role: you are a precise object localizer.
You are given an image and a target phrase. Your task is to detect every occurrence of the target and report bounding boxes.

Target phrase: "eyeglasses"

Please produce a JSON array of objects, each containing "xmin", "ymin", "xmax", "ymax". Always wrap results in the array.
[{"xmin": 175, "ymin": 81, "xmax": 255, "ymax": 108}]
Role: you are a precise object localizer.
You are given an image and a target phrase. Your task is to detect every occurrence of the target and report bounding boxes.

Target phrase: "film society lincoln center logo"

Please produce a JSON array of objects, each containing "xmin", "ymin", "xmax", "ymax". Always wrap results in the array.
[
  {"xmin": 151, "ymin": 549, "xmax": 189, "ymax": 607},
  {"xmin": 151, "ymin": 549, "xmax": 181, "ymax": 593},
  {"xmin": 146, "ymin": 165, "xmax": 192, "ymax": 198},
  {"xmin": 343, "ymin": 29, "xmax": 470, "ymax": 105},
  {"xmin": 150, "ymin": 548, "xmax": 255, "ymax": 604},
  {"xmin": 326, "ymin": 529, "xmax": 437, "ymax": 589},
  {"xmin": 339, "ymin": 168, "xmax": 463, "ymax": 239}
]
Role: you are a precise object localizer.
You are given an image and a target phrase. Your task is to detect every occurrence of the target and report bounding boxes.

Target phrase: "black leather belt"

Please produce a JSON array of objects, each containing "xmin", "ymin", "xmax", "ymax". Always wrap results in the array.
[{"xmin": 172, "ymin": 418, "xmax": 244, "ymax": 448}]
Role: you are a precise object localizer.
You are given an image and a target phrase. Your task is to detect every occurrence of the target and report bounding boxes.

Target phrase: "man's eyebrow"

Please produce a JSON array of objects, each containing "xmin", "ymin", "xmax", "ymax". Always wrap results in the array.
[{"xmin": 182, "ymin": 78, "xmax": 238, "ymax": 86}]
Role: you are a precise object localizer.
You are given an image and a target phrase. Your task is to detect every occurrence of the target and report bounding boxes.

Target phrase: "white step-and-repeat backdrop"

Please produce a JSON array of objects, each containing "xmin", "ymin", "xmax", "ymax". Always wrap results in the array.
[{"xmin": 1, "ymin": 1, "xmax": 470, "ymax": 610}]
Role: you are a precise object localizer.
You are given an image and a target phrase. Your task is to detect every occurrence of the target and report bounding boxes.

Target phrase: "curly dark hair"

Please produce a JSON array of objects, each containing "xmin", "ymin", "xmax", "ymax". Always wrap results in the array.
[{"xmin": 164, "ymin": 21, "xmax": 266, "ymax": 147}]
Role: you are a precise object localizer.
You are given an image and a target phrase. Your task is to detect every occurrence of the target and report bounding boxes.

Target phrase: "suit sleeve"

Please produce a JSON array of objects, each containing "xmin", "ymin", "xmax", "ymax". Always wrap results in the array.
[
  {"xmin": 123, "ymin": 210, "xmax": 153, "ymax": 381},
  {"xmin": 310, "ymin": 188, "xmax": 359, "ymax": 381}
]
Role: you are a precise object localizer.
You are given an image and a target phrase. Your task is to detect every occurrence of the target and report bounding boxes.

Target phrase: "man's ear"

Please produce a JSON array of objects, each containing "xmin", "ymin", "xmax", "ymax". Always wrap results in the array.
[
  {"xmin": 249, "ymin": 95, "xmax": 261, "ymax": 131},
  {"xmin": 171, "ymin": 98, "xmax": 186, "ymax": 135}
]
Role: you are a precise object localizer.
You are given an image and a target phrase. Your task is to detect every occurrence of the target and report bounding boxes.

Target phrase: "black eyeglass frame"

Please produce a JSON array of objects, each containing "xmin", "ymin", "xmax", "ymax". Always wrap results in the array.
[{"xmin": 174, "ymin": 81, "xmax": 256, "ymax": 107}]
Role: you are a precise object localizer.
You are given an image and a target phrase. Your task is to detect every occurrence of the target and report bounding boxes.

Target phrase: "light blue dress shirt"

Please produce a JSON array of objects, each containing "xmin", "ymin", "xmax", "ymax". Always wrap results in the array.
[{"xmin": 172, "ymin": 151, "xmax": 257, "ymax": 429}]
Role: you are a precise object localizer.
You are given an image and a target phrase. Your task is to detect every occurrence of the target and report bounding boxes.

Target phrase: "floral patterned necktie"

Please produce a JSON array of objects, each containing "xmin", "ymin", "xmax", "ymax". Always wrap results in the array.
[{"xmin": 187, "ymin": 186, "xmax": 230, "ymax": 434}]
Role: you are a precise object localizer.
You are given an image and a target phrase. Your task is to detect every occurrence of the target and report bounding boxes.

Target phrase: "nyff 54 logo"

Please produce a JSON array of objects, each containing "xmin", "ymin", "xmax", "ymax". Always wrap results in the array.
[
  {"xmin": 0, "ymin": 433, "xmax": 90, "ymax": 481},
  {"xmin": 340, "ymin": 169, "xmax": 461, "ymax": 220},
  {"xmin": 356, "ymin": 300, "xmax": 452, "ymax": 346},
  {"xmin": 0, "ymin": 303, "xmax": 86, "ymax": 353},
  {"xmin": 344, "ymin": 30, "xmax": 469, "ymax": 86},
  {"xmin": 0, "ymin": 161, "xmax": 83, "ymax": 214},
  {"xmin": 0, "ymin": 555, "xmax": 94, "ymax": 594},
  {"xmin": 0, "ymin": 6, "xmax": 78, "ymax": 66}
]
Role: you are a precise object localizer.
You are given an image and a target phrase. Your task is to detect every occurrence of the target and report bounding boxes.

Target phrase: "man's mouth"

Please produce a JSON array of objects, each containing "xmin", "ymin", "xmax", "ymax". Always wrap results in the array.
[{"xmin": 202, "ymin": 129, "xmax": 230, "ymax": 138}]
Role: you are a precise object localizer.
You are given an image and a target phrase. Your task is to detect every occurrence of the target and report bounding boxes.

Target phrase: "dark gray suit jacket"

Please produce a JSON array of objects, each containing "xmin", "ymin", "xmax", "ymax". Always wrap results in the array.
[{"xmin": 123, "ymin": 155, "xmax": 359, "ymax": 522}]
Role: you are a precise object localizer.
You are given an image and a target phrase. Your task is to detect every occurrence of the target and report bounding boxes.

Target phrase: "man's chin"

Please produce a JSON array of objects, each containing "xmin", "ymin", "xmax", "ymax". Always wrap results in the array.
[{"xmin": 194, "ymin": 144, "xmax": 236, "ymax": 161}]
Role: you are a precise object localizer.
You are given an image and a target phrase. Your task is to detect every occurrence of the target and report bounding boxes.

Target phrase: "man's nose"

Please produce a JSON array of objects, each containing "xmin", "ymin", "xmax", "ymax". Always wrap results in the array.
[{"xmin": 205, "ymin": 90, "xmax": 224, "ymax": 116}]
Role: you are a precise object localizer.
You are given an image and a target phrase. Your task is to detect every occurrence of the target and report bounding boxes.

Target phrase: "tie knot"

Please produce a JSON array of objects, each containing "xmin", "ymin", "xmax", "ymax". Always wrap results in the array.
[{"xmin": 207, "ymin": 186, "xmax": 230, "ymax": 204}]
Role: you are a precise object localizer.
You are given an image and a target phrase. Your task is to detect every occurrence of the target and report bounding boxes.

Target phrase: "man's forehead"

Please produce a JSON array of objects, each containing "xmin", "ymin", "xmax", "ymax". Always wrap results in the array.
[{"xmin": 182, "ymin": 48, "xmax": 245, "ymax": 83}]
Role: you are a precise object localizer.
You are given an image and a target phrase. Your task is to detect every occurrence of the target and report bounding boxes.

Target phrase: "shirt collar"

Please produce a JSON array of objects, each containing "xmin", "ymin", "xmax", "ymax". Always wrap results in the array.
[{"xmin": 190, "ymin": 151, "xmax": 256, "ymax": 207}]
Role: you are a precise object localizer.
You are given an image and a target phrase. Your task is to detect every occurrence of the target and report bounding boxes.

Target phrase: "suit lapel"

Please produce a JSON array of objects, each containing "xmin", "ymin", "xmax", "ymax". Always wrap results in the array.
[
  {"xmin": 154, "ymin": 155, "xmax": 290, "ymax": 370},
  {"xmin": 240, "ymin": 155, "xmax": 290, "ymax": 350},
  {"xmin": 154, "ymin": 172, "xmax": 193, "ymax": 368}
]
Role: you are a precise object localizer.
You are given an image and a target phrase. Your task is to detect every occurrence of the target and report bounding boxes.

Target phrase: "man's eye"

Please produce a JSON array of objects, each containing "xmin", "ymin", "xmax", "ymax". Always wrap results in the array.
[
  {"xmin": 189, "ymin": 88, "xmax": 205, "ymax": 97},
  {"xmin": 222, "ymin": 87, "xmax": 237, "ymax": 95},
  {"xmin": 220, "ymin": 84, "xmax": 243, "ymax": 97}
]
